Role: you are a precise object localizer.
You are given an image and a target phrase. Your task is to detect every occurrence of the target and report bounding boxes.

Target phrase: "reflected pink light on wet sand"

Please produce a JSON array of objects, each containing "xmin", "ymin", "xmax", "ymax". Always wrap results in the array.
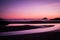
[
  {"xmin": 7, "ymin": 23, "xmax": 60, "ymax": 26},
  {"xmin": 0, "ymin": 24, "xmax": 60, "ymax": 36}
]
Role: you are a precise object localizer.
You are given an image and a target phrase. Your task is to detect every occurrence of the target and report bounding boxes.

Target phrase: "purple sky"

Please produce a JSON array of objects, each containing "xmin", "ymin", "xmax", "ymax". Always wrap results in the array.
[{"xmin": 0, "ymin": 0, "xmax": 60, "ymax": 19}]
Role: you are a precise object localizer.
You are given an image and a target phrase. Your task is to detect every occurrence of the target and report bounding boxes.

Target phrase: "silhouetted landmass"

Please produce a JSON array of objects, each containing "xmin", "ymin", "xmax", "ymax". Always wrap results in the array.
[
  {"xmin": 8, "ymin": 18, "xmax": 60, "ymax": 24},
  {"xmin": 51, "ymin": 18, "xmax": 60, "ymax": 20},
  {"xmin": 0, "ymin": 18, "xmax": 9, "ymax": 26},
  {"xmin": 0, "ymin": 18, "xmax": 60, "ymax": 26},
  {"xmin": 42, "ymin": 18, "xmax": 48, "ymax": 20}
]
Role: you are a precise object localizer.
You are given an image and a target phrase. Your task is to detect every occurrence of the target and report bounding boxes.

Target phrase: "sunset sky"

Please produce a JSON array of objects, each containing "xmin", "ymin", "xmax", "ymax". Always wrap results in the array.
[{"xmin": 0, "ymin": 0, "xmax": 60, "ymax": 19}]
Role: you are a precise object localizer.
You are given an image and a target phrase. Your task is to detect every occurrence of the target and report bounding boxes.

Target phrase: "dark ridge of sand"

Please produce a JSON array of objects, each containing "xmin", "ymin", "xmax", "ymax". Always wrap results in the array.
[
  {"xmin": 0, "ymin": 25, "xmax": 39, "ymax": 32},
  {"xmin": 0, "ymin": 25, "xmax": 54, "ymax": 32}
]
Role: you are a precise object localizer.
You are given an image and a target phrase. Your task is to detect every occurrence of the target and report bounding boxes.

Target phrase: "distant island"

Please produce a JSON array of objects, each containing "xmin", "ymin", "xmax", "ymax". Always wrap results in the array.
[{"xmin": 50, "ymin": 18, "xmax": 60, "ymax": 20}]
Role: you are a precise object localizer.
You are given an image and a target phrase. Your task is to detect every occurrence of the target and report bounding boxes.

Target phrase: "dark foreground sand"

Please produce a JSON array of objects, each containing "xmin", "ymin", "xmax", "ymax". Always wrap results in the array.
[{"xmin": 0, "ymin": 31, "xmax": 60, "ymax": 40}]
